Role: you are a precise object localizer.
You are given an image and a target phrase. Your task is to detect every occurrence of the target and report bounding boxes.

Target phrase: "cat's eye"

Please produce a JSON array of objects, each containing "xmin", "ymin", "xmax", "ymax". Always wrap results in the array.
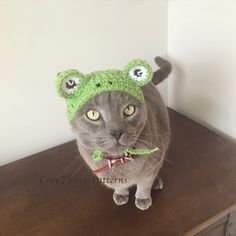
[
  {"xmin": 86, "ymin": 110, "xmax": 100, "ymax": 121},
  {"xmin": 124, "ymin": 105, "xmax": 135, "ymax": 116}
]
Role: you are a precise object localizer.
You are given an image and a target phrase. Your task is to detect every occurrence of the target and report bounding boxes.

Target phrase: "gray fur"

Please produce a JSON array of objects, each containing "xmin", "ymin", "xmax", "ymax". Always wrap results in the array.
[
  {"xmin": 70, "ymin": 57, "xmax": 171, "ymax": 210},
  {"xmin": 152, "ymin": 56, "xmax": 172, "ymax": 85}
]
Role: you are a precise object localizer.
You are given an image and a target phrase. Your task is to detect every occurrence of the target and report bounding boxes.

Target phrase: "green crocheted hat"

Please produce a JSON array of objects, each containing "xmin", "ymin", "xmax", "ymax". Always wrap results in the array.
[{"xmin": 56, "ymin": 59, "xmax": 153, "ymax": 120}]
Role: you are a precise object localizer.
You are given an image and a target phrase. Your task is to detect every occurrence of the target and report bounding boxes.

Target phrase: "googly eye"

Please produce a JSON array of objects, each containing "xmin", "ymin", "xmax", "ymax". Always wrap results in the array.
[
  {"xmin": 129, "ymin": 66, "xmax": 148, "ymax": 82},
  {"xmin": 62, "ymin": 76, "xmax": 80, "ymax": 95}
]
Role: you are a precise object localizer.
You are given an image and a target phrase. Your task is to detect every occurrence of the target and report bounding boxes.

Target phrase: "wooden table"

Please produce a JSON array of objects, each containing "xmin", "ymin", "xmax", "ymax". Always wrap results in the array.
[{"xmin": 1, "ymin": 109, "xmax": 236, "ymax": 236}]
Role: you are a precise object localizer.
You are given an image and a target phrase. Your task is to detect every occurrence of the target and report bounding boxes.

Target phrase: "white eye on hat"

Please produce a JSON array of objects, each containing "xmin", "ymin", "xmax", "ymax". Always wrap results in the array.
[
  {"xmin": 129, "ymin": 66, "xmax": 148, "ymax": 82},
  {"xmin": 62, "ymin": 76, "xmax": 80, "ymax": 95}
]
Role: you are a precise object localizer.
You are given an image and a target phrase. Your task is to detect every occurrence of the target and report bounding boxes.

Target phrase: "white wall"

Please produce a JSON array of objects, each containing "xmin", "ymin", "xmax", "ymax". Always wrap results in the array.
[
  {"xmin": 168, "ymin": 0, "xmax": 236, "ymax": 141},
  {"xmin": 0, "ymin": 0, "xmax": 168, "ymax": 166}
]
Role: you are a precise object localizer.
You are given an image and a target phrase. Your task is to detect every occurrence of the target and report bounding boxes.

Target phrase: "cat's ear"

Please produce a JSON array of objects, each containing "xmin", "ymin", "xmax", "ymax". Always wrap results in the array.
[
  {"xmin": 123, "ymin": 59, "xmax": 153, "ymax": 87},
  {"xmin": 56, "ymin": 69, "xmax": 85, "ymax": 98}
]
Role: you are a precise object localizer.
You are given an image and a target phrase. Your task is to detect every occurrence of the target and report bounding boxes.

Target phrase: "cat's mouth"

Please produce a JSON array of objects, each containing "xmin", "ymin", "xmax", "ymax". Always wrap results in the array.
[
  {"xmin": 106, "ymin": 143, "xmax": 127, "ymax": 157},
  {"xmin": 105, "ymin": 143, "xmax": 134, "ymax": 158}
]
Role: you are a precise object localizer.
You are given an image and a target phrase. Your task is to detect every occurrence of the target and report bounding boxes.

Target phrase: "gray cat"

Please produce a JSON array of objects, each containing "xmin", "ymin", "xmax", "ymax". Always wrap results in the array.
[{"xmin": 62, "ymin": 57, "xmax": 171, "ymax": 210}]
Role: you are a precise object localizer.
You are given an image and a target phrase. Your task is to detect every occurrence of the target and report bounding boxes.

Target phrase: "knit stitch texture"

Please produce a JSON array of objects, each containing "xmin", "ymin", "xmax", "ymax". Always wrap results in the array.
[{"xmin": 56, "ymin": 59, "xmax": 153, "ymax": 120}]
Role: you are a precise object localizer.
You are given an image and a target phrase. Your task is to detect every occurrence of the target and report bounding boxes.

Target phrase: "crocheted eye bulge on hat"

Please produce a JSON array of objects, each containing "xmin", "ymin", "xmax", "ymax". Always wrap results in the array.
[{"xmin": 56, "ymin": 59, "xmax": 153, "ymax": 120}]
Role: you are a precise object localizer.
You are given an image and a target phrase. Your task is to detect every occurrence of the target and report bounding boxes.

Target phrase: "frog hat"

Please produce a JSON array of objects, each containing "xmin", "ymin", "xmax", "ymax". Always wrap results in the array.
[{"xmin": 56, "ymin": 59, "xmax": 153, "ymax": 121}]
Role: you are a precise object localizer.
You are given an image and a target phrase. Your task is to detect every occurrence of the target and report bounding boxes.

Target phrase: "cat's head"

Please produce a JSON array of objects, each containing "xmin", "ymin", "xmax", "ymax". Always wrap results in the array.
[{"xmin": 56, "ymin": 59, "xmax": 153, "ymax": 156}]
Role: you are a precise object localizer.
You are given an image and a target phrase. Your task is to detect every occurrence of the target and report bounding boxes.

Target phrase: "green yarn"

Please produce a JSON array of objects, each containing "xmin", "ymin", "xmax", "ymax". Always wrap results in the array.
[
  {"xmin": 92, "ymin": 147, "xmax": 159, "ymax": 161},
  {"xmin": 92, "ymin": 150, "xmax": 103, "ymax": 161},
  {"xmin": 123, "ymin": 147, "xmax": 159, "ymax": 156},
  {"xmin": 56, "ymin": 59, "xmax": 153, "ymax": 120}
]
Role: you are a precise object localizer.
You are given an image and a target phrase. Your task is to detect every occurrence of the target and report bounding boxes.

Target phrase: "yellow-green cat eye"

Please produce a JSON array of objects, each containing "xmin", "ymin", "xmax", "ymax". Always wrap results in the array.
[
  {"xmin": 124, "ymin": 105, "xmax": 135, "ymax": 116},
  {"xmin": 86, "ymin": 110, "xmax": 100, "ymax": 121}
]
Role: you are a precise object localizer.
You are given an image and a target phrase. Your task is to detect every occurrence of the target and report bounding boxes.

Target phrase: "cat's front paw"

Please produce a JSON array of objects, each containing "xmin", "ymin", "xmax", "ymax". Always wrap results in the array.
[
  {"xmin": 113, "ymin": 192, "xmax": 129, "ymax": 205},
  {"xmin": 135, "ymin": 198, "xmax": 152, "ymax": 210},
  {"xmin": 152, "ymin": 176, "xmax": 164, "ymax": 191}
]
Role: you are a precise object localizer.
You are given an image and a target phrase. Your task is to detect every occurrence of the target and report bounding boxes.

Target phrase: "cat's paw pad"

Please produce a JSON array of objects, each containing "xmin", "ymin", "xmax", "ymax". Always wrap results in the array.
[
  {"xmin": 113, "ymin": 193, "xmax": 129, "ymax": 205},
  {"xmin": 135, "ymin": 198, "xmax": 152, "ymax": 210}
]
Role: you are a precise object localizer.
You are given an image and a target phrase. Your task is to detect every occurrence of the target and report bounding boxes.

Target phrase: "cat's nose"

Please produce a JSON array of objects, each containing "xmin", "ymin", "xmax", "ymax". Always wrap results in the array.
[{"xmin": 110, "ymin": 129, "xmax": 124, "ymax": 141}]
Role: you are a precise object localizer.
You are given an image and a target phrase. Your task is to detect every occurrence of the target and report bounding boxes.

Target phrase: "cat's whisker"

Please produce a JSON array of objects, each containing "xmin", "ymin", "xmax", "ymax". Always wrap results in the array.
[
  {"xmin": 70, "ymin": 162, "xmax": 85, "ymax": 177},
  {"xmin": 59, "ymin": 157, "xmax": 81, "ymax": 176},
  {"xmin": 162, "ymin": 155, "xmax": 175, "ymax": 164},
  {"xmin": 130, "ymin": 132, "xmax": 164, "ymax": 138},
  {"xmin": 130, "ymin": 136, "xmax": 159, "ymax": 150}
]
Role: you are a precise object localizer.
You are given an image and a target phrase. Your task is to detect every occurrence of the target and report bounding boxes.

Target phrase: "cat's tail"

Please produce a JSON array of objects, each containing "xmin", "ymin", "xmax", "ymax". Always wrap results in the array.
[{"xmin": 152, "ymin": 57, "xmax": 172, "ymax": 85}]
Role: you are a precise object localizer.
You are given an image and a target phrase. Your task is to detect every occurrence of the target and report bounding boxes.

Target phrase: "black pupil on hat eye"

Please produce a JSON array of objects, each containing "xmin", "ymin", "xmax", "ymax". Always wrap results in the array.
[
  {"xmin": 134, "ymin": 69, "xmax": 143, "ymax": 77},
  {"xmin": 66, "ymin": 79, "xmax": 76, "ymax": 89},
  {"xmin": 108, "ymin": 81, "xmax": 112, "ymax": 85},
  {"xmin": 96, "ymin": 83, "xmax": 101, "ymax": 88}
]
